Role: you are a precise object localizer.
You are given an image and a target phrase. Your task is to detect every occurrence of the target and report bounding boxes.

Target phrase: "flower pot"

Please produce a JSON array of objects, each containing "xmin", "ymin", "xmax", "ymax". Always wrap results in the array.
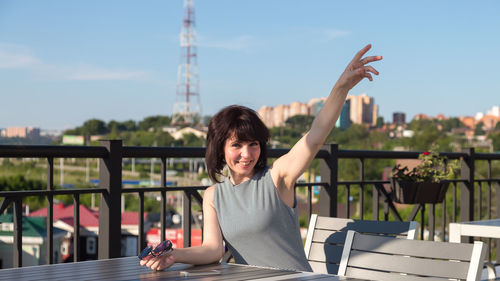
[{"xmin": 390, "ymin": 178, "xmax": 449, "ymax": 204}]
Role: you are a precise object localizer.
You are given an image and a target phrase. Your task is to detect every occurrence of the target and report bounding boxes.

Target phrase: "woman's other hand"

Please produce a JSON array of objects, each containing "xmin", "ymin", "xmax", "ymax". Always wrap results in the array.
[
  {"xmin": 140, "ymin": 250, "xmax": 176, "ymax": 271},
  {"xmin": 334, "ymin": 44, "xmax": 382, "ymax": 91}
]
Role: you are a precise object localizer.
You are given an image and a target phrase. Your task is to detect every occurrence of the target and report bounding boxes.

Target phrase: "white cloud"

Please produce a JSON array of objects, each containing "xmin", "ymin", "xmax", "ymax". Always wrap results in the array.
[
  {"xmin": 0, "ymin": 43, "xmax": 39, "ymax": 68},
  {"xmin": 322, "ymin": 29, "xmax": 350, "ymax": 40},
  {"xmin": 199, "ymin": 35, "xmax": 257, "ymax": 52},
  {"xmin": 65, "ymin": 67, "xmax": 147, "ymax": 81},
  {"xmin": 0, "ymin": 42, "xmax": 147, "ymax": 81}
]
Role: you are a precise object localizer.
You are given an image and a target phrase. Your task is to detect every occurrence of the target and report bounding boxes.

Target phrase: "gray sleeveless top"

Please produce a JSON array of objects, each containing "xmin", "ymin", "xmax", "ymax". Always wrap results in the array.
[{"xmin": 213, "ymin": 167, "xmax": 312, "ymax": 272}]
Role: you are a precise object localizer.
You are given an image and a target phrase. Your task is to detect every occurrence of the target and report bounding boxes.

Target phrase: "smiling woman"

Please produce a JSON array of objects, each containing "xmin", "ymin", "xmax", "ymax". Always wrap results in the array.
[{"xmin": 140, "ymin": 44, "xmax": 382, "ymax": 272}]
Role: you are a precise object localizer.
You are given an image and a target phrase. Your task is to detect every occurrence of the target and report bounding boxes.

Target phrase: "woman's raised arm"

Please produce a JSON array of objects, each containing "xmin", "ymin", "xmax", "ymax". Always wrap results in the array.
[{"xmin": 271, "ymin": 44, "xmax": 382, "ymax": 195}]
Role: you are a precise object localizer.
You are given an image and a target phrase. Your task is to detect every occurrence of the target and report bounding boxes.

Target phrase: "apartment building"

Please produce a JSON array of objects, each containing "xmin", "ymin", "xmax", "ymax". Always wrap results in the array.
[
  {"xmin": 1, "ymin": 126, "xmax": 40, "ymax": 138},
  {"xmin": 258, "ymin": 94, "xmax": 377, "ymax": 128}
]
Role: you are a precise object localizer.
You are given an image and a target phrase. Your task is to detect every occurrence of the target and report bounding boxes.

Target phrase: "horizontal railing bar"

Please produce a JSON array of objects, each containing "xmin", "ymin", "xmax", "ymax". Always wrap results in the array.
[
  {"xmin": 123, "ymin": 146, "xmax": 331, "ymax": 160},
  {"xmin": 0, "ymin": 145, "xmax": 108, "ymax": 158},
  {"xmin": 123, "ymin": 146, "xmax": 205, "ymax": 158},
  {"xmin": 338, "ymin": 179, "xmax": 468, "ymax": 186},
  {"xmin": 337, "ymin": 149, "xmax": 468, "ymax": 160},
  {"xmin": 267, "ymin": 148, "xmax": 330, "ymax": 159},
  {"xmin": 2, "ymin": 145, "xmax": 497, "ymax": 162},
  {"xmin": 1, "ymin": 145, "xmax": 497, "ymax": 162},
  {"xmin": 475, "ymin": 178, "xmax": 500, "ymax": 182},
  {"xmin": 121, "ymin": 186, "xmax": 209, "ymax": 193},
  {"xmin": 0, "ymin": 188, "xmax": 107, "ymax": 197},
  {"xmin": 475, "ymin": 153, "xmax": 500, "ymax": 160},
  {"xmin": 294, "ymin": 182, "xmax": 328, "ymax": 187},
  {"xmin": 122, "ymin": 183, "xmax": 330, "ymax": 193},
  {"xmin": 339, "ymin": 180, "xmax": 389, "ymax": 185}
]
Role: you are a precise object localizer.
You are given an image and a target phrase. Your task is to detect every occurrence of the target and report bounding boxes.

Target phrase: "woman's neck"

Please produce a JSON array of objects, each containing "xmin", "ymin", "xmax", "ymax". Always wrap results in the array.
[{"xmin": 229, "ymin": 170, "xmax": 255, "ymax": 186}]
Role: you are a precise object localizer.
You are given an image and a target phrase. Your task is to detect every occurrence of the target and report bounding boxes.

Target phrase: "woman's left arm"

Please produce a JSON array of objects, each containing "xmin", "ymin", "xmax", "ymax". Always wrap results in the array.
[{"xmin": 271, "ymin": 44, "xmax": 382, "ymax": 193}]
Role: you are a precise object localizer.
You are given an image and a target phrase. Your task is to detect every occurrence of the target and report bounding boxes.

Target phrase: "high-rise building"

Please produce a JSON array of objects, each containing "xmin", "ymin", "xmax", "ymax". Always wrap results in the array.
[
  {"xmin": 393, "ymin": 112, "xmax": 406, "ymax": 125},
  {"xmin": 272, "ymin": 104, "xmax": 289, "ymax": 127},
  {"xmin": 3, "ymin": 127, "xmax": 40, "ymax": 138},
  {"xmin": 335, "ymin": 100, "xmax": 351, "ymax": 129},
  {"xmin": 258, "ymin": 94, "xmax": 378, "ymax": 128},
  {"xmin": 308, "ymin": 98, "xmax": 325, "ymax": 116},
  {"xmin": 347, "ymin": 93, "xmax": 377, "ymax": 126},
  {"xmin": 289, "ymin": 102, "xmax": 308, "ymax": 116}
]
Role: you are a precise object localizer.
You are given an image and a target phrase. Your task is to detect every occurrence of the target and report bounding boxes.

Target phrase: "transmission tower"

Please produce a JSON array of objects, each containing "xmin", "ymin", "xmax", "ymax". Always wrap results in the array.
[{"xmin": 172, "ymin": 0, "xmax": 201, "ymax": 126}]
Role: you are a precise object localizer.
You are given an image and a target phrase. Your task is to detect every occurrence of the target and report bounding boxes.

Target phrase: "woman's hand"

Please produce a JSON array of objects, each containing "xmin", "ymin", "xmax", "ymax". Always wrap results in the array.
[
  {"xmin": 334, "ymin": 44, "xmax": 382, "ymax": 91},
  {"xmin": 140, "ymin": 250, "xmax": 176, "ymax": 271}
]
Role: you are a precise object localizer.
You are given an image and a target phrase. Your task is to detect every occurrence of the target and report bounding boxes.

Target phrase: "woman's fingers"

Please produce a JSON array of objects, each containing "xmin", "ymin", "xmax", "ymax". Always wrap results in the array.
[
  {"xmin": 141, "ymin": 253, "xmax": 174, "ymax": 271},
  {"xmin": 360, "ymin": 55, "xmax": 383, "ymax": 65},
  {"xmin": 145, "ymin": 257, "xmax": 157, "ymax": 268},
  {"xmin": 140, "ymin": 255, "xmax": 153, "ymax": 266},
  {"xmin": 364, "ymin": 72, "xmax": 374, "ymax": 81},
  {"xmin": 150, "ymin": 259, "xmax": 161, "ymax": 271},
  {"xmin": 363, "ymin": 65, "xmax": 379, "ymax": 75},
  {"xmin": 353, "ymin": 44, "xmax": 372, "ymax": 62}
]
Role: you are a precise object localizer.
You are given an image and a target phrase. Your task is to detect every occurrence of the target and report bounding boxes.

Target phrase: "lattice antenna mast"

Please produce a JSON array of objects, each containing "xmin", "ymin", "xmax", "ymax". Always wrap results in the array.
[{"xmin": 172, "ymin": 0, "xmax": 201, "ymax": 126}]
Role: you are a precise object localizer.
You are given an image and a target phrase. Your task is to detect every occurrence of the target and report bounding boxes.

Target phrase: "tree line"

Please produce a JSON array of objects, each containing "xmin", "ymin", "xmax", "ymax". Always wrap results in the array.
[
  {"xmin": 62, "ymin": 113, "xmax": 500, "ymax": 152},
  {"xmin": 63, "ymin": 115, "xmax": 207, "ymax": 147}
]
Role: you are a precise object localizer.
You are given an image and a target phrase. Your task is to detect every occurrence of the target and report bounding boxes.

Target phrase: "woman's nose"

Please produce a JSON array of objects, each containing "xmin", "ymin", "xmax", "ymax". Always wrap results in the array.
[{"xmin": 240, "ymin": 145, "xmax": 249, "ymax": 157}]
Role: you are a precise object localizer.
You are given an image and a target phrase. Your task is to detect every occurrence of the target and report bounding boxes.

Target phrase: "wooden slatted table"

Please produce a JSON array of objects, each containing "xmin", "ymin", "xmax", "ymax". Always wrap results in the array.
[{"xmin": 0, "ymin": 257, "xmax": 367, "ymax": 280}]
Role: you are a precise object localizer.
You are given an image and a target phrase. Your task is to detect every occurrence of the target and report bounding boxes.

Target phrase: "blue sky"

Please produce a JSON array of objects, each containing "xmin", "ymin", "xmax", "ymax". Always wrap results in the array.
[{"xmin": 1, "ymin": 0, "xmax": 499, "ymax": 130}]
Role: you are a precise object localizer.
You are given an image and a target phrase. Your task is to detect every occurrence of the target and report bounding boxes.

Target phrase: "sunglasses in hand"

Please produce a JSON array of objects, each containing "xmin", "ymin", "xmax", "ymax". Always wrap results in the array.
[{"xmin": 138, "ymin": 240, "xmax": 173, "ymax": 260}]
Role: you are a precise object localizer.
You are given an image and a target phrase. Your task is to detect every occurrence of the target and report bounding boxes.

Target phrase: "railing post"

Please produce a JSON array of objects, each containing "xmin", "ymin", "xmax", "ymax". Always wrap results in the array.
[
  {"xmin": 319, "ymin": 144, "xmax": 338, "ymax": 217},
  {"xmin": 73, "ymin": 193, "xmax": 80, "ymax": 262},
  {"xmin": 46, "ymin": 157, "xmax": 54, "ymax": 264},
  {"xmin": 497, "ymin": 181, "xmax": 500, "ymax": 261},
  {"xmin": 182, "ymin": 191, "xmax": 192, "ymax": 247},
  {"xmin": 13, "ymin": 198, "xmax": 22, "ymax": 268},
  {"xmin": 459, "ymin": 148, "xmax": 474, "ymax": 242},
  {"xmin": 98, "ymin": 140, "xmax": 122, "ymax": 259}
]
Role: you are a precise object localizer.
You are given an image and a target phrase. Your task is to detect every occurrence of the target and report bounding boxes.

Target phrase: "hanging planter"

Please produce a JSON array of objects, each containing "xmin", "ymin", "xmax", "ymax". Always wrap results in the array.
[{"xmin": 390, "ymin": 178, "xmax": 449, "ymax": 204}]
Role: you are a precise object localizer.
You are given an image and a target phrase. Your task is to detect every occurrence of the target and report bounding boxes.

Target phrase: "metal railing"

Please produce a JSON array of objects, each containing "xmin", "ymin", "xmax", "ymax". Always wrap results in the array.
[{"xmin": 1, "ymin": 141, "xmax": 499, "ymax": 267}]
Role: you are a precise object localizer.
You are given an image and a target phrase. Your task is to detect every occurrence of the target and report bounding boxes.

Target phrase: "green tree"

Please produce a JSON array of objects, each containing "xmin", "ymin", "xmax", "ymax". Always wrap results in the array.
[
  {"xmin": 438, "ymin": 117, "xmax": 463, "ymax": 132},
  {"xmin": 376, "ymin": 116, "xmax": 384, "ymax": 128},
  {"xmin": 81, "ymin": 119, "xmax": 108, "ymax": 135},
  {"xmin": 0, "ymin": 175, "xmax": 44, "ymax": 191},
  {"xmin": 202, "ymin": 115, "xmax": 212, "ymax": 126},
  {"xmin": 329, "ymin": 124, "xmax": 369, "ymax": 147},
  {"xmin": 270, "ymin": 126, "xmax": 303, "ymax": 148},
  {"xmin": 138, "ymin": 116, "xmax": 172, "ymax": 131},
  {"xmin": 180, "ymin": 133, "xmax": 204, "ymax": 147},
  {"xmin": 108, "ymin": 120, "xmax": 137, "ymax": 132},
  {"xmin": 406, "ymin": 119, "xmax": 440, "ymax": 150},
  {"xmin": 488, "ymin": 132, "xmax": 500, "ymax": 151},
  {"xmin": 284, "ymin": 115, "xmax": 314, "ymax": 132},
  {"xmin": 474, "ymin": 121, "xmax": 485, "ymax": 135},
  {"xmin": 155, "ymin": 131, "xmax": 176, "ymax": 146}
]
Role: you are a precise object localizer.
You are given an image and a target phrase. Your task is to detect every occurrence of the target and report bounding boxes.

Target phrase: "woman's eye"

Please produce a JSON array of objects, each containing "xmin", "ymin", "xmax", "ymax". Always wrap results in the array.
[{"xmin": 250, "ymin": 142, "xmax": 259, "ymax": 146}]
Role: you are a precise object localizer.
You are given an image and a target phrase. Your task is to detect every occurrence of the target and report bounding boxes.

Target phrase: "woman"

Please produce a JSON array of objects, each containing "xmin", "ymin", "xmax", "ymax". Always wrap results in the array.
[{"xmin": 140, "ymin": 44, "xmax": 382, "ymax": 271}]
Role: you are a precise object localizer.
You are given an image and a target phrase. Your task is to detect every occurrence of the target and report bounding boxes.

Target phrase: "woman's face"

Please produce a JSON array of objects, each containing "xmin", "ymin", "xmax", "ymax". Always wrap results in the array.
[{"xmin": 223, "ymin": 135, "xmax": 261, "ymax": 181}]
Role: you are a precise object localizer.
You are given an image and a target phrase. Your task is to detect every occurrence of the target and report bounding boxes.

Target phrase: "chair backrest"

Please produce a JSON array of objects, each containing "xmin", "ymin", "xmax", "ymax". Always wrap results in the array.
[
  {"xmin": 338, "ymin": 230, "xmax": 486, "ymax": 281},
  {"xmin": 304, "ymin": 214, "xmax": 419, "ymax": 274}
]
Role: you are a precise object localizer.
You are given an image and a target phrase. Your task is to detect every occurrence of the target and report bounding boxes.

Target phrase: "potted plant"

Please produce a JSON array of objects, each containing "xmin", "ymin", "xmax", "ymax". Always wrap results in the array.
[{"xmin": 391, "ymin": 149, "xmax": 458, "ymax": 204}]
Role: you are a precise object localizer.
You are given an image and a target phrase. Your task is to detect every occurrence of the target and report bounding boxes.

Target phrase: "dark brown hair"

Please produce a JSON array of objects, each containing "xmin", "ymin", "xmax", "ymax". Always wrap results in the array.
[{"xmin": 205, "ymin": 105, "xmax": 269, "ymax": 183}]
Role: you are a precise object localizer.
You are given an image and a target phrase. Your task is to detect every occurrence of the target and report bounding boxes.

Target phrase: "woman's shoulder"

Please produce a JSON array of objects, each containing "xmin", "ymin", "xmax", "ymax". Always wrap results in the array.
[
  {"xmin": 203, "ymin": 184, "xmax": 216, "ymax": 207},
  {"xmin": 204, "ymin": 184, "xmax": 216, "ymax": 195}
]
